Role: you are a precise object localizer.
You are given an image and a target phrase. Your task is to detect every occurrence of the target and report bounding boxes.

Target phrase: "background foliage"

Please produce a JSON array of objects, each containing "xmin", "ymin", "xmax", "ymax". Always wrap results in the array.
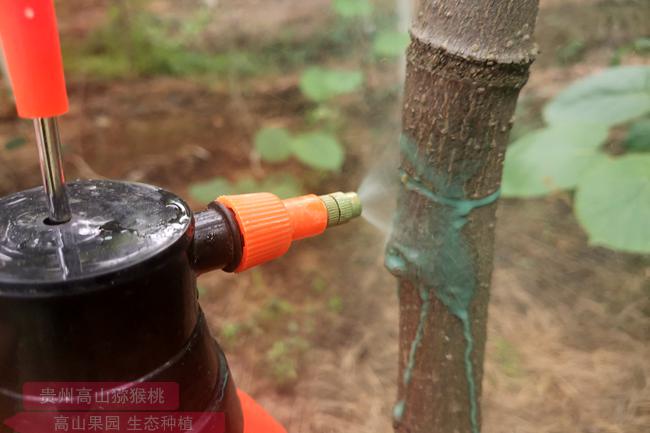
[
  {"xmin": 186, "ymin": 0, "xmax": 407, "ymax": 202},
  {"xmin": 503, "ymin": 65, "xmax": 650, "ymax": 253}
]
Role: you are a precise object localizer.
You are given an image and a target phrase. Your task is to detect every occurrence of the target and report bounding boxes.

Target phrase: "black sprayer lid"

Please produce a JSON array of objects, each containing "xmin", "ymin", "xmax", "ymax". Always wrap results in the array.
[{"xmin": 0, "ymin": 179, "xmax": 192, "ymax": 289}]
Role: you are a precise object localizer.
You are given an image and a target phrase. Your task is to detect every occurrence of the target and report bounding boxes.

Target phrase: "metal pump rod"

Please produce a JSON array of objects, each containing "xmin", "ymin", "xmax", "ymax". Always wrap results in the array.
[
  {"xmin": 0, "ymin": 1, "xmax": 73, "ymax": 222},
  {"xmin": 33, "ymin": 117, "xmax": 71, "ymax": 223}
]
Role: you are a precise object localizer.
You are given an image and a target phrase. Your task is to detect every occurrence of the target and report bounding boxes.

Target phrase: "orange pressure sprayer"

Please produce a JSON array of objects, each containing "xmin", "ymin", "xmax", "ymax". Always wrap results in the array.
[{"xmin": 0, "ymin": 2, "xmax": 362, "ymax": 433}]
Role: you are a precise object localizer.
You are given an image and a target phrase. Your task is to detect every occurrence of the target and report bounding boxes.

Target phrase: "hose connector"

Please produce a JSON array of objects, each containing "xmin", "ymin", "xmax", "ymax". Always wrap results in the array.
[{"xmin": 216, "ymin": 191, "xmax": 362, "ymax": 272}]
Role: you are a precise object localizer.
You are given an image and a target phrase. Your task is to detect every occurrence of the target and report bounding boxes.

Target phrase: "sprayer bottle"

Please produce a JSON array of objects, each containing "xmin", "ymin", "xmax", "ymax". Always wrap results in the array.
[{"xmin": 0, "ymin": 2, "xmax": 362, "ymax": 433}]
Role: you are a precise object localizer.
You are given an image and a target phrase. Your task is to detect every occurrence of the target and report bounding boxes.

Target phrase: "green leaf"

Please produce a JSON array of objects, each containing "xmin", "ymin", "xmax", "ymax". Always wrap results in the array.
[
  {"xmin": 188, "ymin": 177, "xmax": 232, "ymax": 202},
  {"xmin": 633, "ymin": 37, "xmax": 650, "ymax": 52},
  {"xmin": 188, "ymin": 174, "xmax": 302, "ymax": 203},
  {"xmin": 299, "ymin": 67, "xmax": 363, "ymax": 102},
  {"xmin": 254, "ymin": 127, "xmax": 293, "ymax": 162},
  {"xmin": 544, "ymin": 66, "xmax": 650, "ymax": 127},
  {"xmin": 556, "ymin": 39, "xmax": 586, "ymax": 65},
  {"xmin": 4, "ymin": 137, "xmax": 27, "ymax": 150},
  {"xmin": 232, "ymin": 176, "xmax": 259, "ymax": 194},
  {"xmin": 373, "ymin": 31, "xmax": 410, "ymax": 58},
  {"xmin": 261, "ymin": 174, "xmax": 303, "ymax": 199},
  {"xmin": 332, "ymin": 0, "xmax": 372, "ymax": 18},
  {"xmin": 575, "ymin": 155, "xmax": 650, "ymax": 253},
  {"xmin": 623, "ymin": 119, "xmax": 650, "ymax": 152},
  {"xmin": 291, "ymin": 132, "xmax": 344, "ymax": 171},
  {"xmin": 502, "ymin": 123, "xmax": 609, "ymax": 197}
]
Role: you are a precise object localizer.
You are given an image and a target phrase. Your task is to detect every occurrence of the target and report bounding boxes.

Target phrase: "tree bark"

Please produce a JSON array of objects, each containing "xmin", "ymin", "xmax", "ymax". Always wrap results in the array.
[{"xmin": 386, "ymin": 1, "xmax": 539, "ymax": 433}]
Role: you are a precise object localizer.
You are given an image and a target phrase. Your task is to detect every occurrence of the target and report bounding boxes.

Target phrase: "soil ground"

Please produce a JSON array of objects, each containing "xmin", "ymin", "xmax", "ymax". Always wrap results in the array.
[{"xmin": 0, "ymin": 1, "xmax": 648, "ymax": 432}]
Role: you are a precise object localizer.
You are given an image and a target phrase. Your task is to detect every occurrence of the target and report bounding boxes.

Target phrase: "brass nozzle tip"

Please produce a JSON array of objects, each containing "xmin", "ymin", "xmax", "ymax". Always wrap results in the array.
[{"xmin": 319, "ymin": 191, "xmax": 363, "ymax": 227}]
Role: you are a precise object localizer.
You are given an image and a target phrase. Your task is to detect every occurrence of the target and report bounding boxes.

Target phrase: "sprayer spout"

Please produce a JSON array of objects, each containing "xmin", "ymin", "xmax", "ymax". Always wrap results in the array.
[
  {"xmin": 213, "ymin": 191, "xmax": 362, "ymax": 272},
  {"xmin": 318, "ymin": 192, "xmax": 363, "ymax": 227}
]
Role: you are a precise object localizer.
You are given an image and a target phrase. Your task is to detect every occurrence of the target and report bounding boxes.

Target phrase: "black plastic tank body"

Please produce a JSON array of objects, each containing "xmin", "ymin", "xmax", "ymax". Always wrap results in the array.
[{"xmin": 0, "ymin": 180, "xmax": 243, "ymax": 433}]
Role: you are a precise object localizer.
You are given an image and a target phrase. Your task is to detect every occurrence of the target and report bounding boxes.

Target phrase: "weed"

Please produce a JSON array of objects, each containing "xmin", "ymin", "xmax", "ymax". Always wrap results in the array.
[
  {"xmin": 265, "ymin": 337, "xmax": 310, "ymax": 388},
  {"xmin": 4, "ymin": 137, "xmax": 27, "ymax": 151},
  {"xmin": 493, "ymin": 337, "xmax": 524, "ymax": 378},
  {"xmin": 327, "ymin": 296, "xmax": 344, "ymax": 313}
]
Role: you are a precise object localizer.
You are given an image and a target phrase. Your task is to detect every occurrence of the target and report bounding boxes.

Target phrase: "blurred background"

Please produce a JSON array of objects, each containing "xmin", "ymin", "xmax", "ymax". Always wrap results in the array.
[{"xmin": 0, "ymin": 1, "xmax": 648, "ymax": 432}]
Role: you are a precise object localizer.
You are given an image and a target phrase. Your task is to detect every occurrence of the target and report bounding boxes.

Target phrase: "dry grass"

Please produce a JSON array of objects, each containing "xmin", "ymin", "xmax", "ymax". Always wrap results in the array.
[
  {"xmin": 226, "ymin": 199, "xmax": 650, "ymax": 433},
  {"xmin": 485, "ymin": 267, "xmax": 649, "ymax": 433}
]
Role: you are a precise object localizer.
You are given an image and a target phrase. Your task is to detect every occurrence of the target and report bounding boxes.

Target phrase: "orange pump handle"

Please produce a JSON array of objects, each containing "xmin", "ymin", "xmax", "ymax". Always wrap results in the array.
[
  {"xmin": 217, "ymin": 193, "xmax": 328, "ymax": 272},
  {"xmin": 0, "ymin": 0, "xmax": 69, "ymax": 118}
]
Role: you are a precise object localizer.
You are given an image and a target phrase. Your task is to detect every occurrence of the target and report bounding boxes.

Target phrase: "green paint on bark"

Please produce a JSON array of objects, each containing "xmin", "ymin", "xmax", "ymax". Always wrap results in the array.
[
  {"xmin": 393, "ymin": 399, "xmax": 406, "ymax": 422},
  {"xmin": 386, "ymin": 136, "xmax": 499, "ymax": 432}
]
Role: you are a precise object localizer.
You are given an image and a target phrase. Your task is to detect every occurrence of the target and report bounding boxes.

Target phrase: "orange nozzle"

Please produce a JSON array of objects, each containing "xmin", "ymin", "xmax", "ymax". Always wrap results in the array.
[{"xmin": 216, "ymin": 193, "xmax": 328, "ymax": 272}]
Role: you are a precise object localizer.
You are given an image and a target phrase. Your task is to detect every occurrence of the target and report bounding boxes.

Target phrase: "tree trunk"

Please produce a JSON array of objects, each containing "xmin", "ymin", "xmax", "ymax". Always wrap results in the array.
[{"xmin": 386, "ymin": 1, "xmax": 539, "ymax": 433}]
